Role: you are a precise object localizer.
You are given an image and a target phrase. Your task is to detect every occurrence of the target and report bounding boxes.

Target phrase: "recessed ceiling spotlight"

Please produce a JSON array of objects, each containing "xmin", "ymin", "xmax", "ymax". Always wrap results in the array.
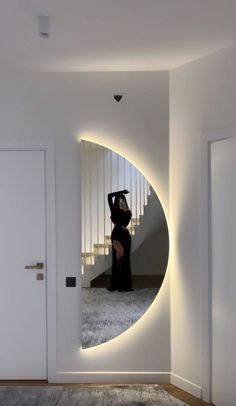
[{"xmin": 38, "ymin": 15, "xmax": 50, "ymax": 38}]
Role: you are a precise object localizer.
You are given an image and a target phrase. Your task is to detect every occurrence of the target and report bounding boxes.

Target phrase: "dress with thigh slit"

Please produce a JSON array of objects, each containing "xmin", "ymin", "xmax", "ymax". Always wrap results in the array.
[
  {"xmin": 108, "ymin": 192, "xmax": 133, "ymax": 291},
  {"xmin": 110, "ymin": 224, "xmax": 132, "ymax": 291}
]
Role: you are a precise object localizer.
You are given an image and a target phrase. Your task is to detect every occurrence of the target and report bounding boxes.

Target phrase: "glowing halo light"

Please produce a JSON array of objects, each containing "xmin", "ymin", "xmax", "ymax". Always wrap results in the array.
[{"xmin": 77, "ymin": 131, "xmax": 170, "ymax": 355}]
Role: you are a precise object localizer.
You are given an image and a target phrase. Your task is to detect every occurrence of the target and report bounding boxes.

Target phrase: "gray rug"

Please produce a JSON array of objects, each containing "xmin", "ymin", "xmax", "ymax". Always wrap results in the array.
[
  {"xmin": 0, "ymin": 385, "xmax": 189, "ymax": 405},
  {"xmin": 82, "ymin": 288, "xmax": 159, "ymax": 348}
]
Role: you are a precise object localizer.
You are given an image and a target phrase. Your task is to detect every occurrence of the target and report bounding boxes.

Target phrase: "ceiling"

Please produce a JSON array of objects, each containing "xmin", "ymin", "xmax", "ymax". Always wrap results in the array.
[{"xmin": 1, "ymin": 0, "xmax": 236, "ymax": 72}]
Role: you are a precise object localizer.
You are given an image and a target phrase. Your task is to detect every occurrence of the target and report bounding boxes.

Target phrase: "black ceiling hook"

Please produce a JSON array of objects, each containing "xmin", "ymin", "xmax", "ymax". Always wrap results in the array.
[{"xmin": 113, "ymin": 94, "xmax": 123, "ymax": 102}]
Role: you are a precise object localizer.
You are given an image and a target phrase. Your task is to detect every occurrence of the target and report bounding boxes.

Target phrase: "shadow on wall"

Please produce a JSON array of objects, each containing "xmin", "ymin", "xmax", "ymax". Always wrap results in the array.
[{"xmin": 131, "ymin": 225, "xmax": 169, "ymax": 277}]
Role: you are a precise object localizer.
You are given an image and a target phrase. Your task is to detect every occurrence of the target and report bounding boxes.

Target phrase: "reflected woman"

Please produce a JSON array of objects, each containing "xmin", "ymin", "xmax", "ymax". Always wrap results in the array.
[{"xmin": 107, "ymin": 190, "xmax": 133, "ymax": 292}]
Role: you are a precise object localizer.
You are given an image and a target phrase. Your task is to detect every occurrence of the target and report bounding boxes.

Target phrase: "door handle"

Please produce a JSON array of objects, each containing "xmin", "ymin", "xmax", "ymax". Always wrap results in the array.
[{"xmin": 25, "ymin": 262, "xmax": 44, "ymax": 270}]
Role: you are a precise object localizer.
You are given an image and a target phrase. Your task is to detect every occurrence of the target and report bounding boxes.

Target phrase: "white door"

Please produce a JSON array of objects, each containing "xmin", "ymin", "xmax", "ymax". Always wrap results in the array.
[
  {"xmin": 0, "ymin": 150, "xmax": 47, "ymax": 379},
  {"xmin": 211, "ymin": 137, "xmax": 236, "ymax": 406}
]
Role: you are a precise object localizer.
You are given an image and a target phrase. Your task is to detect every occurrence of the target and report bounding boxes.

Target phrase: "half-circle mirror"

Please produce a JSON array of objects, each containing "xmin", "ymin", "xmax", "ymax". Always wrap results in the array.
[{"xmin": 81, "ymin": 140, "xmax": 169, "ymax": 348}]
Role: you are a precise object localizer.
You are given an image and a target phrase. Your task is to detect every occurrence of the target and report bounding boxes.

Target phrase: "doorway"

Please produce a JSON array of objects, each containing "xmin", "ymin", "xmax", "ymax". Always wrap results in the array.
[
  {"xmin": 210, "ymin": 137, "xmax": 236, "ymax": 405},
  {"xmin": 0, "ymin": 143, "xmax": 56, "ymax": 380}
]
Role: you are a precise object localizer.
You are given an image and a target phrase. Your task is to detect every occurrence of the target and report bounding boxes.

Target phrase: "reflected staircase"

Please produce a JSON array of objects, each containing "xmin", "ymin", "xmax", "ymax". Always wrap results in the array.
[
  {"xmin": 81, "ymin": 140, "xmax": 151, "ymax": 287},
  {"xmin": 81, "ymin": 204, "xmax": 151, "ymax": 288}
]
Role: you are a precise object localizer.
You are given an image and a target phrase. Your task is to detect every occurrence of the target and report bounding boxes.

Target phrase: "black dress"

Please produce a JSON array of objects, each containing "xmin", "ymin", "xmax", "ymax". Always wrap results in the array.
[{"xmin": 108, "ymin": 192, "xmax": 133, "ymax": 291}]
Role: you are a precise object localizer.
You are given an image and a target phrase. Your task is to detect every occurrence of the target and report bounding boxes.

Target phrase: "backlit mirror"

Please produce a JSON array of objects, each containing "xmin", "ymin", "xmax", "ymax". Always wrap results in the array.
[{"xmin": 81, "ymin": 141, "xmax": 169, "ymax": 348}]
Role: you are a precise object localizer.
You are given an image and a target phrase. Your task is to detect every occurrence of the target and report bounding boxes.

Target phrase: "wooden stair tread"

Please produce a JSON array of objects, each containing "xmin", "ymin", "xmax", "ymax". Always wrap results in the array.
[
  {"xmin": 82, "ymin": 252, "xmax": 94, "ymax": 257},
  {"xmin": 94, "ymin": 243, "xmax": 109, "ymax": 248}
]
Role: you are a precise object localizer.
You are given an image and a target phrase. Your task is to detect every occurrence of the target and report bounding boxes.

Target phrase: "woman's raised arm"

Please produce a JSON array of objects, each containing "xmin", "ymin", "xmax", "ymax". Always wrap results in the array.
[{"xmin": 107, "ymin": 190, "xmax": 129, "ymax": 212}]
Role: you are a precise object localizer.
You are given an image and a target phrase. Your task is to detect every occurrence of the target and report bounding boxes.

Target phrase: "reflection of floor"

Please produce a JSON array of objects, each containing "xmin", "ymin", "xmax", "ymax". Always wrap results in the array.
[
  {"xmin": 0, "ymin": 385, "xmax": 188, "ymax": 406},
  {"xmin": 81, "ymin": 287, "xmax": 159, "ymax": 349}
]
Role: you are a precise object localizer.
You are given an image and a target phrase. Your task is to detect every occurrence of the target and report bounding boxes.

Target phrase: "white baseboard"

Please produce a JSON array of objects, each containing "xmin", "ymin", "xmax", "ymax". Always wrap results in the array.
[
  {"xmin": 55, "ymin": 371, "xmax": 171, "ymax": 384},
  {"xmin": 171, "ymin": 373, "xmax": 202, "ymax": 399},
  {"xmin": 54, "ymin": 370, "xmax": 201, "ymax": 400}
]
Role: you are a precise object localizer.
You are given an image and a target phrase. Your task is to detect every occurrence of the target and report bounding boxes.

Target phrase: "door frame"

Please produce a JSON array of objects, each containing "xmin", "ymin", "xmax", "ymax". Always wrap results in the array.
[
  {"xmin": 0, "ymin": 140, "xmax": 56, "ymax": 381},
  {"xmin": 200, "ymin": 127, "xmax": 236, "ymax": 402}
]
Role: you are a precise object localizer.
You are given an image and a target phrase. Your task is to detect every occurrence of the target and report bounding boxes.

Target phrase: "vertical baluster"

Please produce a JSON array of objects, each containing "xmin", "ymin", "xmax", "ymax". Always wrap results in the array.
[
  {"xmin": 103, "ymin": 146, "xmax": 106, "ymax": 255},
  {"xmin": 139, "ymin": 171, "xmax": 141, "ymax": 218},
  {"xmin": 140, "ymin": 172, "xmax": 142, "ymax": 214},
  {"xmin": 135, "ymin": 167, "xmax": 138, "ymax": 227},
  {"xmin": 130, "ymin": 163, "xmax": 132, "ymax": 235},
  {"xmin": 142, "ymin": 175, "xmax": 145, "ymax": 212},
  {"xmin": 81, "ymin": 141, "xmax": 83, "ymax": 263},
  {"xmin": 123, "ymin": 156, "xmax": 125, "ymax": 189},
  {"xmin": 89, "ymin": 142, "xmax": 92, "ymax": 264},
  {"xmin": 81, "ymin": 141, "xmax": 84, "ymax": 272},
  {"xmin": 145, "ymin": 177, "xmax": 147, "ymax": 204},
  {"xmin": 97, "ymin": 144, "xmax": 99, "ymax": 253},
  {"xmin": 144, "ymin": 176, "xmax": 146, "ymax": 205},
  {"xmin": 117, "ymin": 153, "xmax": 119, "ymax": 190},
  {"xmin": 140, "ymin": 172, "xmax": 142, "ymax": 216},
  {"xmin": 110, "ymin": 150, "xmax": 112, "ymax": 236},
  {"xmin": 84, "ymin": 142, "xmax": 87, "ymax": 266}
]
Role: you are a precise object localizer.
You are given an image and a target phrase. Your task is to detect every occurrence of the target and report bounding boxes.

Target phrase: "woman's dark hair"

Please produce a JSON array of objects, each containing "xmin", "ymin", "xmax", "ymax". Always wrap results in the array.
[
  {"xmin": 111, "ymin": 193, "xmax": 131, "ymax": 226},
  {"xmin": 114, "ymin": 193, "xmax": 129, "ymax": 210}
]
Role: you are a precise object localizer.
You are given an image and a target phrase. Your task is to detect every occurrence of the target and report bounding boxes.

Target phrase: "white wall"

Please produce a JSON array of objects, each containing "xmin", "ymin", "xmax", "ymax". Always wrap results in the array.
[
  {"xmin": 211, "ymin": 138, "xmax": 236, "ymax": 406},
  {"xmin": 0, "ymin": 70, "xmax": 170, "ymax": 380},
  {"xmin": 170, "ymin": 44, "xmax": 236, "ymax": 396}
]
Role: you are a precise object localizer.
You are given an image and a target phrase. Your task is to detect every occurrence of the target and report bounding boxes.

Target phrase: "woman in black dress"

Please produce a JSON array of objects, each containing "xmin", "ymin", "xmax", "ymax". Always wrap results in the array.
[{"xmin": 107, "ymin": 190, "xmax": 133, "ymax": 292}]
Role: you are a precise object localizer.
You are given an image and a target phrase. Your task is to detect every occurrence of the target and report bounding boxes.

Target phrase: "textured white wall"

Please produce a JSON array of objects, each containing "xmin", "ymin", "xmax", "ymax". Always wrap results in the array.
[
  {"xmin": 170, "ymin": 44, "xmax": 236, "ymax": 394},
  {"xmin": 0, "ymin": 71, "xmax": 170, "ymax": 379}
]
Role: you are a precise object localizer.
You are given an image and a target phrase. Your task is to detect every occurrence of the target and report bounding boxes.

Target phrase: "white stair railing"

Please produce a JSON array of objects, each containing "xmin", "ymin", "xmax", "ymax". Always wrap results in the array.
[{"xmin": 81, "ymin": 140, "xmax": 150, "ymax": 271}]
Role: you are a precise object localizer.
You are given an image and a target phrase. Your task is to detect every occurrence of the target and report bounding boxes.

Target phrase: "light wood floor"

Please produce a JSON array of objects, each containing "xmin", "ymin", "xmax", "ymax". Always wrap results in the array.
[
  {"xmin": 0, "ymin": 381, "xmax": 213, "ymax": 405},
  {"xmin": 160, "ymin": 384, "xmax": 213, "ymax": 405}
]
